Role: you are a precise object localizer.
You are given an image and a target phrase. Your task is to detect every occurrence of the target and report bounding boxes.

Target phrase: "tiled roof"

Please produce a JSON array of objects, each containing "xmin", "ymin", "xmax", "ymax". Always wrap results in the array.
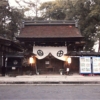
[
  {"xmin": 0, "ymin": 36, "xmax": 10, "ymax": 40},
  {"xmin": 0, "ymin": 36, "xmax": 23, "ymax": 51},
  {"xmin": 19, "ymin": 25, "xmax": 83, "ymax": 38},
  {"xmin": 0, "ymin": 36, "xmax": 11, "ymax": 44}
]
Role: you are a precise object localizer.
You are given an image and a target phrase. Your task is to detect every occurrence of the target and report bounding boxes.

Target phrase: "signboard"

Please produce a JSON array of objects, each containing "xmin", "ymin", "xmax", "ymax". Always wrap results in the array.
[
  {"xmin": 80, "ymin": 57, "xmax": 91, "ymax": 74},
  {"xmin": 45, "ymin": 61, "xmax": 49, "ymax": 64},
  {"xmin": 12, "ymin": 67, "xmax": 16, "ymax": 70},
  {"xmin": 92, "ymin": 57, "xmax": 100, "ymax": 74}
]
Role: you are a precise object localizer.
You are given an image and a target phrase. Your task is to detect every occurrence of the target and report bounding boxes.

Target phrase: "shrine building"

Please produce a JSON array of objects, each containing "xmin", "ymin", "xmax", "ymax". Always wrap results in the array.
[{"xmin": 17, "ymin": 20, "xmax": 85, "ymax": 75}]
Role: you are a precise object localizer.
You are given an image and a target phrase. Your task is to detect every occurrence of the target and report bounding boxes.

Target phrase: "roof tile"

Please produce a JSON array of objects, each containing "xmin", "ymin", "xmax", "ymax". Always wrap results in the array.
[{"xmin": 19, "ymin": 25, "xmax": 83, "ymax": 38}]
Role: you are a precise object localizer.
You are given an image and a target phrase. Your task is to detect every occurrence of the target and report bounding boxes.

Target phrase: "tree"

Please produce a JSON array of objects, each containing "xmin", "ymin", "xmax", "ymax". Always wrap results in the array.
[
  {"xmin": 8, "ymin": 8, "xmax": 24, "ymax": 39},
  {"xmin": 39, "ymin": 0, "xmax": 100, "ymax": 51},
  {"xmin": 71, "ymin": 0, "xmax": 100, "ymax": 51},
  {"xmin": 0, "ymin": 0, "xmax": 24, "ymax": 40},
  {"xmin": 0, "ymin": 0, "xmax": 11, "ymax": 38},
  {"xmin": 39, "ymin": 0, "xmax": 73, "ymax": 20}
]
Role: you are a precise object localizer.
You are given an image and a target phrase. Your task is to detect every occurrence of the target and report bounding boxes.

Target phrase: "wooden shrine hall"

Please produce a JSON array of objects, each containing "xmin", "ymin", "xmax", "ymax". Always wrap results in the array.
[{"xmin": 17, "ymin": 20, "xmax": 85, "ymax": 75}]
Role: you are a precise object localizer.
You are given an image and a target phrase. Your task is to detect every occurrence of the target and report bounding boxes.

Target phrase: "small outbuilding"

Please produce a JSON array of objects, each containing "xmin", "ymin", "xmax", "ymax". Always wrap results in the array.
[{"xmin": 0, "ymin": 36, "xmax": 23, "ymax": 76}]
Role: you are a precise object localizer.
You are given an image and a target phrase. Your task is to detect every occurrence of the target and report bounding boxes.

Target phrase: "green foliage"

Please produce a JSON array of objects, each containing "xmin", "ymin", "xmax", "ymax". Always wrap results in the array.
[
  {"xmin": 0, "ymin": 0, "xmax": 11, "ymax": 38},
  {"xmin": 28, "ymin": 0, "xmax": 100, "ymax": 50},
  {"xmin": 73, "ymin": 0, "xmax": 100, "ymax": 50},
  {"xmin": 0, "ymin": 0, "xmax": 24, "ymax": 40},
  {"xmin": 8, "ymin": 8, "xmax": 24, "ymax": 38},
  {"xmin": 39, "ymin": 0, "xmax": 72, "ymax": 20}
]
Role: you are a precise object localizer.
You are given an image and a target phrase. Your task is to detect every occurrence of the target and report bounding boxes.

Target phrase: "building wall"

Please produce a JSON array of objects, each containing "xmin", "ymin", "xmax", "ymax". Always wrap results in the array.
[
  {"xmin": 63, "ymin": 57, "xmax": 79, "ymax": 74},
  {"xmin": 36, "ymin": 57, "xmax": 79, "ymax": 74},
  {"xmin": 71, "ymin": 57, "xmax": 79, "ymax": 72}
]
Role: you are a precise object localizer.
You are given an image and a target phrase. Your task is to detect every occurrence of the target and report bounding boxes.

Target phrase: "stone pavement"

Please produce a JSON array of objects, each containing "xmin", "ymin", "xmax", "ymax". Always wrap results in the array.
[{"xmin": 0, "ymin": 74, "xmax": 100, "ymax": 84}]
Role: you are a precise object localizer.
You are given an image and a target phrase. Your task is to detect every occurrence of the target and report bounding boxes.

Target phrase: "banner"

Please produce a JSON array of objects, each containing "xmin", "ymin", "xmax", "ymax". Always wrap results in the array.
[{"xmin": 33, "ymin": 46, "xmax": 67, "ymax": 61}]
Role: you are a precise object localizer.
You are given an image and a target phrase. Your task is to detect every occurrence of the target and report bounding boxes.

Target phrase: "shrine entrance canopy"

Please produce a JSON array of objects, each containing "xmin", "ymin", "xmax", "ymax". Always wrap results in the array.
[{"xmin": 33, "ymin": 46, "xmax": 67, "ymax": 61}]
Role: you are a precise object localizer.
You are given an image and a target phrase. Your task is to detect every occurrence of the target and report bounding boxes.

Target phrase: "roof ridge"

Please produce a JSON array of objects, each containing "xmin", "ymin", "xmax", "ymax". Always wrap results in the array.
[{"xmin": 23, "ymin": 20, "xmax": 76, "ymax": 25}]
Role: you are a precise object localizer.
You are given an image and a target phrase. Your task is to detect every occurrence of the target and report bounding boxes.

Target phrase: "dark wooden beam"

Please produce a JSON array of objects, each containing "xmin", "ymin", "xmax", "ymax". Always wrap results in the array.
[{"xmin": 17, "ymin": 37, "xmax": 84, "ymax": 43}]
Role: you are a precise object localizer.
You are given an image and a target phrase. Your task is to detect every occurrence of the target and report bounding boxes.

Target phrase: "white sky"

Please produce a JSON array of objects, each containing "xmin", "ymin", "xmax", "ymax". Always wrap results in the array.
[
  {"xmin": 8, "ymin": 0, "xmax": 54, "ymax": 7},
  {"xmin": 8, "ymin": 0, "xmax": 54, "ymax": 17}
]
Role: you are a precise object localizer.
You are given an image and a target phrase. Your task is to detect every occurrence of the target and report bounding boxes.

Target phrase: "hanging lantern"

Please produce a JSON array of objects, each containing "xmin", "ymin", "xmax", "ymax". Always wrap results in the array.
[
  {"xmin": 29, "ymin": 57, "xmax": 35, "ymax": 64},
  {"xmin": 67, "ymin": 57, "xmax": 71, "ymax": 64}
]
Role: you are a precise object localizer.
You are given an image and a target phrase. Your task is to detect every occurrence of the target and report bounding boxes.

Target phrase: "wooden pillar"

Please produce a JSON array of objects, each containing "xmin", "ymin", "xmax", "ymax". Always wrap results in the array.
[{"xmin": 1, "ymin": 52, "xmax": 6, "ymax": 76}]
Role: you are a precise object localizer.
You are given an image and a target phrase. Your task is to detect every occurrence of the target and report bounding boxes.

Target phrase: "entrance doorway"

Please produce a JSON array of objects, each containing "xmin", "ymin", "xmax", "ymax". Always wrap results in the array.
[{"xmin": 36, "ymin": 57, "xmax": 64, "ymax": 74}]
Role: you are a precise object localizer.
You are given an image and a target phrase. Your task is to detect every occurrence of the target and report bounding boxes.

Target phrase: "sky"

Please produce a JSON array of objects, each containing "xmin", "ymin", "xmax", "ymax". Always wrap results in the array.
[
  {"xmin": 8, "ymin": 0, "xmax": 54, "ymax": 7},
  {"xmin": 8, "ymin": 0, "xmax": 54, "ymax": 17}
]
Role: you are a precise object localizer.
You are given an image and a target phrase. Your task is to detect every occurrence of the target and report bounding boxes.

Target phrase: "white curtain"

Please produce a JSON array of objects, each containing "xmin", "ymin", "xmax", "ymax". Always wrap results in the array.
[{"xmin": 33, "ymin": 46, "xmax": 67, "ymax": 61}]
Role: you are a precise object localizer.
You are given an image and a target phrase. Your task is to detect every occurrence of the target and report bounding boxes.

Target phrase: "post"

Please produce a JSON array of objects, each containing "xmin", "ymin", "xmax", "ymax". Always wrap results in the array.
[
  {"xmin": 5, "ymin": 57, "xmax": 8, "ymax": 75},
  {"xmin": 2, "ymin": 52, "xmax": 6, "ymax": 76},
  {"xmin": 66, "ymin": 67, "xmax": 70, "ymax": 75},
  {"xmin": 35, "ymin": 63, "xmax": 39, "ymax": 75},
  {"xmin": 67, "ymin": 57, "xmax": 72, "ymax": 75}
]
